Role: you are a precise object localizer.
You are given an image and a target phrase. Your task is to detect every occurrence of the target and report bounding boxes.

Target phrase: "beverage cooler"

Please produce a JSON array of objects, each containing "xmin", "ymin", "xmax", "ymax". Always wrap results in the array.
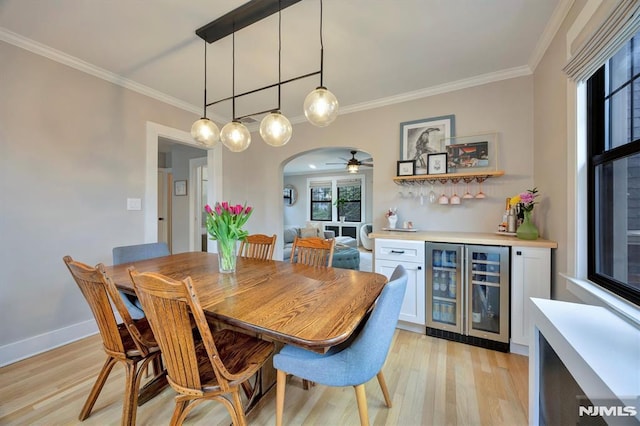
[{"xmin": 426, "ymin": 243, "xmax": 510, "ymax": 351}]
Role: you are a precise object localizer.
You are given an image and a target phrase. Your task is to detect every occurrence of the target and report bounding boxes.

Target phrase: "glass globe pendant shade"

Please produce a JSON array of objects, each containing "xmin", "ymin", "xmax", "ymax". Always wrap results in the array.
[
  {"xmin": 220, "ymin": 120, "xmax": 251, "ymax": 152},
  {"xmin": 191, "ymin": 117, "xmax": 220, "ymax": 147},
  {"xmin": 303, "ymin": 86, "xmax": 339, "ymax": 127},
  {"xmin": 260, "ymin": 111, "xmax": 292, "ymax": 147}
]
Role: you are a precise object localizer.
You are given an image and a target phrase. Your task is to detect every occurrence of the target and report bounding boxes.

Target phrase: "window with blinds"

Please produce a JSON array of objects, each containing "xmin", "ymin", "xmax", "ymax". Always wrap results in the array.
[
  {"xmin": 586, "ymin": 30, "xmax": 640, "ymax": 305},
  {"xmin": 308, "ymin": 176, "xmax": 364, "ymax": 222}
]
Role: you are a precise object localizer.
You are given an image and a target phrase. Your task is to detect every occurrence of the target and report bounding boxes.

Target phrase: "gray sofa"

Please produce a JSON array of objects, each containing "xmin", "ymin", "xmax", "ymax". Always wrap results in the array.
[{"xmin": 283, "ymin": 226, "xmax": 357, "ymax": 261}]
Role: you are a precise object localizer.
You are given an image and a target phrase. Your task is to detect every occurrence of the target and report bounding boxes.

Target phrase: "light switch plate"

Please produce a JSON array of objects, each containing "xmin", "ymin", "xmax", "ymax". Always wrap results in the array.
[{"xmin": 127, "ymin": 198, "xmax": 142, "ymax": 211}]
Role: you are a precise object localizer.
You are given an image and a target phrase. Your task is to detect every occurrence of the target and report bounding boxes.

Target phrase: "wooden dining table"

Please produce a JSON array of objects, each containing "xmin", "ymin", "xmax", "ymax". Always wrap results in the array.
[{"xmin": 104, "ymin": 251, "xmax": 388, "ymax": 353}]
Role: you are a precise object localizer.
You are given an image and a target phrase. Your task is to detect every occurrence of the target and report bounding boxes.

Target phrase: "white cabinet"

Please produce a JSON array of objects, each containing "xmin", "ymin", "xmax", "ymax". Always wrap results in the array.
[
  {"xmin": 374, "ymin": 239, "xmax": 425, "ymax": 331},
  {"xmin": 510, "ymin": 246, "xmax": 551, "ymax": 353}
]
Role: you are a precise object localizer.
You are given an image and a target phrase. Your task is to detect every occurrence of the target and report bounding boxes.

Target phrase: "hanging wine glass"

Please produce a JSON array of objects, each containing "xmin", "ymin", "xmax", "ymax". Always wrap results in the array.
[
  {"xmin": 475, "ymin": 176, "xmax": 487, "ymax": 199},
  {"xmin": 450, "ymin": 178, "xmax": 461, "ymax": 205},
  {"xmin": 463, "ymin": 177, "xmax": 474, "ymax": 199},
  {"xmin": 428, "ymin": 181, "xmax": 437, "ymax": 204},
  {"xmin": 438, "ymin": 178, "xmax": 449, "ymax": 204}
]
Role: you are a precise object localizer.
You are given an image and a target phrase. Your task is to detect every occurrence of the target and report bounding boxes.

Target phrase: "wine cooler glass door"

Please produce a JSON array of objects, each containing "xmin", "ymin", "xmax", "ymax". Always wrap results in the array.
[
  {"xmin": 426, "ymin": 243, "xmax": 462, "ymax": 334},
  {"xmin": 466, "ymin": 245, "xmax": 510, "ymax": 343}
]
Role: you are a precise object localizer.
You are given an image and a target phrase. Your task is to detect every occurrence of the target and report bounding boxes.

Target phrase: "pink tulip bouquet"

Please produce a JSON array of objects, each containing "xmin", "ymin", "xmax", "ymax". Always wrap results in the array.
[{"xmin": 205, "ymin": 202, "xmax": 253, "ymax": 272}]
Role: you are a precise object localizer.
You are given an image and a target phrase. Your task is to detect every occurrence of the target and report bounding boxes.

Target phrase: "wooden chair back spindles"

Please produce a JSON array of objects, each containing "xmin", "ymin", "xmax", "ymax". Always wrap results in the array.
[
  {"xmin": 238, "ymin": 234, "xmax": 277, "ymax": 260},
  {"xmin": 129, "ymin": 268, "xmax": 274, "ymax": 426},
  {"xmin": 62, "ymin": 256, "xmax": 163, "ymax": 426},
  {"xmin": 290, "ymin": 236, "xmax": 335, "ymax": 267}
]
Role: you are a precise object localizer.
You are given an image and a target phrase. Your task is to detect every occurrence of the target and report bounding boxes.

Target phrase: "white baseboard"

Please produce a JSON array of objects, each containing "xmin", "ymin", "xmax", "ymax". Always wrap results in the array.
[
  {"xmin": 510, "ymin": 341, "xmax": 529, "ymax": 356},
  {"xmin": 0, "ymin": 319, "xmax": 98, "ymax": 367}
]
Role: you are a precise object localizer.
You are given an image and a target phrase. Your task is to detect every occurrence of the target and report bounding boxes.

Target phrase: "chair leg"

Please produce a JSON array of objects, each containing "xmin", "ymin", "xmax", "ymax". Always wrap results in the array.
[
  {"xmin": 230, "ymin": 387, "xmax": 247, "ymax": 426},
  {"xmin": 79, "ymin": 356, "xmax": 118, "ymax": 420},
  {"xmin": 276, "ymin": 370, "xmax": 287, "ymax": 426},
  {"xmin": 121, "ymin": 361, "xmax": 139, "ymax": 426},
  {"xmin": 376, "ymin": 371, "xmax": 392, "ymax": 407},
  {"xmin": 353, "ymin": 384, "xmax": 370, "ymax": 426},
  {"xmin": 170, "ymin": 398, "xmax": 189, "ymax": 426}
]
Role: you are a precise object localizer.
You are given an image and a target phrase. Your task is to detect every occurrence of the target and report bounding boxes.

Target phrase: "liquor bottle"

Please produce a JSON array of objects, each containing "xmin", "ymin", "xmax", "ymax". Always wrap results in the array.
[
  {"xmin": 433, "ymin": 250, "xmax": 442, "ymax": 267},
  {"xmin": 507, "ymin": 208, "xmax": 516, "ymax": 233},
  {"xmin": 448, "ymin": 273, "xmax": 456, "ymax": 298},
  {"xmin": 472, "ymin": 286, "xmax": 482, "ymax": 323}
]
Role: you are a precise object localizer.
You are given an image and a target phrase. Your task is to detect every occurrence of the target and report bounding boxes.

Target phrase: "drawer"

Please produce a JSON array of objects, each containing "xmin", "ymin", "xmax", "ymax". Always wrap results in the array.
[{"xmin": 375, "ymin": 239, "xmax": 425, "ymax": 262}]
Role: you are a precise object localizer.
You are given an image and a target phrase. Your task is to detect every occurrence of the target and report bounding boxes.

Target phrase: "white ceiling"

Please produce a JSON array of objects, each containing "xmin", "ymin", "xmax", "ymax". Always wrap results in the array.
[{"xmin": 0, "ymin": 0, "xmax": 566, "ymax": 173}]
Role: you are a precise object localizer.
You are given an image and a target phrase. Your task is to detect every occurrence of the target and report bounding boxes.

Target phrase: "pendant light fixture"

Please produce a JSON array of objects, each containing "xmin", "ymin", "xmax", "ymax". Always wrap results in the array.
[
  {"xmin": 190, "ymin": 41, "xmax": 220, "ymax": 147},
  {"xmin": 303, "ymin": 0, "xmax": 339, "ymax": 127},
  {"xmin": 193, "ymin": 0, "xmax": 339, "ymax": 151},
  {"xmin": 220, "ymin": 31, "xmax": 251, "ymax": 152},
  {"xmin": 259, "ymin": 1, "xmax": 293, "ymax": 147}
]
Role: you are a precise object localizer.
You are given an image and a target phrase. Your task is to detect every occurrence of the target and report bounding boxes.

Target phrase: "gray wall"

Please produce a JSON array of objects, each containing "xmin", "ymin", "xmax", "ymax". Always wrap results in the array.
[
  {"xmin": 2, "ymin": 0, "xmax": 593, "ymax": 362},
  {"xmin": 0, "ymin": 41, "xmax": 197, "ymax": 361}
]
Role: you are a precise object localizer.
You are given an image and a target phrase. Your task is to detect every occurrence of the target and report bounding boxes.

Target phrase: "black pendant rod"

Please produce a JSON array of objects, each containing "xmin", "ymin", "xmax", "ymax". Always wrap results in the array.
[
  {"xmin": 202, "ymin": 40, "xmax": 208, "ymax": 118},
  {"xmin": 231, "ymin": 30, "xmax": 236, "ymax": 120},
  {"xmin": 196, "ymin": 0, "xmax": 302, "ymax": 43},
  {"xmin": 319, "ymin": 0, "xmax": 324, "ymax": 87},
  {"xmin": 277, "ymin": 0, "xmax": 282, "ymax": 111}
]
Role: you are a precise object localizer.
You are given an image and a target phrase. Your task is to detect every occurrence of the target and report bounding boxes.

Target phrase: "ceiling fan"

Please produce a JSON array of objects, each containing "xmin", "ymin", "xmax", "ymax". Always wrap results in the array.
[{"xmin": 326, "ymin": 150, "xmax": 373, "ymax": 173}]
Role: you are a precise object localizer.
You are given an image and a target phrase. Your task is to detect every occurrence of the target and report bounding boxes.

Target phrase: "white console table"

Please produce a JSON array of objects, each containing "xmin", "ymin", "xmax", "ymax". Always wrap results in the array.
[{"xmin": 529, "ymin": 298, "xmax": 640, "ymax": 425}]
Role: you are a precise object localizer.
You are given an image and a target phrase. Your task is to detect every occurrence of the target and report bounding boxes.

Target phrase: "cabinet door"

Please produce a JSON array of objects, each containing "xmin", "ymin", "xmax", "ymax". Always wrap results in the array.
[
  {"xmin": 511, "ymin": 247, "xmax": 551, "ymax": 347},
  {"xmin": 375, "ymin": 259, "xmax": 425, "ymax": 325}
]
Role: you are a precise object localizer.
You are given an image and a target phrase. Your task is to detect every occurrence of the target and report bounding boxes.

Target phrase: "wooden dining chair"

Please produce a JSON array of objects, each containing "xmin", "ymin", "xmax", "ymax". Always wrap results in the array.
[
  {"xmin": 289, "ymin": 236, "xmax": 336, "ymax": 267},
  {"xmin": 128, "ymin": 268, "xmax": 275, "ymax": 426},
  {"xmin": 238, "ymin": 234, "xmax": 277, "ymax": 260},
  {"xmin": 62, "ymin": 256, "xmax": 164, "ymax": 426},
  {"xmin": 274, "ymin": 265, "xmax": 408, "ymax": 426},
  {"xmin": 112, "ymin": 242, "xmax": 171, "ymax": 319}
]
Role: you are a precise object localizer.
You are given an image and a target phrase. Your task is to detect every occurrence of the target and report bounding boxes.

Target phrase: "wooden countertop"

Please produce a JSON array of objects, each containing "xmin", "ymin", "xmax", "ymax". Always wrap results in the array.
[{"xmin": 369, "ymin": 230, "xmax": 557, "ymax": 248}]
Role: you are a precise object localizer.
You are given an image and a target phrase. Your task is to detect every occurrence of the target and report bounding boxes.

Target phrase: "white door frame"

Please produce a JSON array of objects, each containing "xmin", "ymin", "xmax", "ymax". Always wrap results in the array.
[
  {"xmin": 189, "ymin": 157, "xmax": 208, "ymax": 251},
  {"xmin": 145, "ymin": 121, "xmax": 222, "ymax": 251}
]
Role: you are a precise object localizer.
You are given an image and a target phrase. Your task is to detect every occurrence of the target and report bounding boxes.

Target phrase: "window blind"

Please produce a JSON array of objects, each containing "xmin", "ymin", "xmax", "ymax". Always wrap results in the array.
[{"xmin": 564, "ymin": 1, "xmax": 640, "ymax": 82}]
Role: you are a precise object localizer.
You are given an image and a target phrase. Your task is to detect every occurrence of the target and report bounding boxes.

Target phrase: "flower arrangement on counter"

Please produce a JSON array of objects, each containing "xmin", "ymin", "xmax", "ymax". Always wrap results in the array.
[
  {"xmin": 205, "ymin": 201, "xmax": 253, "ymax": 272},
  {"xmin": 509, "ymin": 187, "xmax": 539, "ymax": 212}
]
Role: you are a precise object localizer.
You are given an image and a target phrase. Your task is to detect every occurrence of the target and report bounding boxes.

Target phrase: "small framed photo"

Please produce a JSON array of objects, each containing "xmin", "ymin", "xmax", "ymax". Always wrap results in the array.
[
  {"xmin": 397, "ymin": 160, "xmax": 416, "ymax": 176},
  {"xmin": 174, "ymin": 180, "xmax": 187, "ymax": 196},
  {"xmin": 427, "ymin": 153, "xmax": 448, "ymax": 175}
]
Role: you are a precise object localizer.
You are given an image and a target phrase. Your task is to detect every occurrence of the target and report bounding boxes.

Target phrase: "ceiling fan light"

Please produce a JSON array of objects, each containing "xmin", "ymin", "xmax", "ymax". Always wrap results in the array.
[
  {"xmin": 304, "ymin": 86, "xmax": 339, "ymax": 127},
  {"xmin": 221, "ymin": 120, "xmax": 251, "ymax": 152},
  {"xmin": 191, "ymin": 117, "xmax": 220, "ymax": 147},
  {"xmin": 260, "ymin": 112, "xmax": 292, "ymax": 147},
  {"xmin": 347, "ymin": 163, "xmax": 359, "ymax": 173}
]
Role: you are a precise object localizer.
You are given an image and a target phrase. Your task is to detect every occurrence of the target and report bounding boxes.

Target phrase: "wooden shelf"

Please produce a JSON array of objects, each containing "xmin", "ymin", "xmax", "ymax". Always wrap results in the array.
[{"xmin": 393, "ymin": 170, "xmax": 505, "ymax": 185}]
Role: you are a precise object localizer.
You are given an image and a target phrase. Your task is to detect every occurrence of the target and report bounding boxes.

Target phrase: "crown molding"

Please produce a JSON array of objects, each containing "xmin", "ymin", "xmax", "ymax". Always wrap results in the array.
[
  {"xmin": 335, "ymin": 65, "xmax": 533, "ymax": 118},
  {"xmin": 2, "ymin": 25, "xmax": 536, "ymax": 127},
  {"xmin": 528, "ymin": 0, "xmax": 576, "ymax": 71},
  {"xmin": 0, "ymin": 27, "xmax": 223, "ymax": 120}
]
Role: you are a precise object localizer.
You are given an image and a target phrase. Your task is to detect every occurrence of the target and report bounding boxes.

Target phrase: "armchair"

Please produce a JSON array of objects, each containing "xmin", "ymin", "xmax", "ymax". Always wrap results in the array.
[{"xmin": 360, "ymin": 223, "xmax": 373, "ymax": 251}]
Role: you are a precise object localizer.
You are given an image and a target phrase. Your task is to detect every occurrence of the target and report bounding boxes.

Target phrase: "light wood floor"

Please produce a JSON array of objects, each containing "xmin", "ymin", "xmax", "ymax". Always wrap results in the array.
[{"xmin": 0, "ymin": 330, "xmax": 528, "ymax": 425}]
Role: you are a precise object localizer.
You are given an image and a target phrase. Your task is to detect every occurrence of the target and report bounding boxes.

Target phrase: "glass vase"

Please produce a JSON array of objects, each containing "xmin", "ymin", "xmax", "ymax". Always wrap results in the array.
[
  {"xmin": 217, "ymin": 238, "xmax": 238, "ymax": 273},
  {"xmin": 516, "ymin": 210, "xmax": 539, "ymax": 240}
]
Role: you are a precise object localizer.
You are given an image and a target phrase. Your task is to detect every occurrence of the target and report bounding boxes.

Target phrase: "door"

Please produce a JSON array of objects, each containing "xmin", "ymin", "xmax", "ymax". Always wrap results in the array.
[
  {"xmin": 466, "ymin": 245, "xmax": 509, "ymax": 343},
  {"xmin": 190, "ymin": 157, "xmax": 208, "ymax": 252},
  {"xmin": 157, "ymin": 169, "xmax": 172, "ymax": 251},
  {"xmin": 426, "ymin": 243, "xmax": 463, "ymax": 334}
]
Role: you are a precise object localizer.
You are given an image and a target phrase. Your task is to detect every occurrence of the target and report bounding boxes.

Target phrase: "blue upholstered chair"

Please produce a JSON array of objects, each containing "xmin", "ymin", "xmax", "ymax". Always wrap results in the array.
[
  {"xmin": 274, "ymin": 265, "xmax": 408, "ymax": 426},
  {"xmin": 112, "ymin": 242, "xmax": 170, "ymax": 319}
]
